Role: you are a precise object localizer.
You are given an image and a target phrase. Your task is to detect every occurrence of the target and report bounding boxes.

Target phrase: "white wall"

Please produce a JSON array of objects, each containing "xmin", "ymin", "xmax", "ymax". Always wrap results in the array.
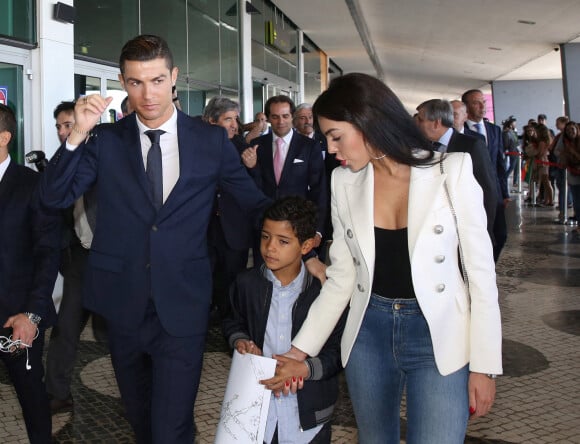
[
  {"xmin": 492, "ymin": 79, "xmax": 564, "ymax": 134},
  {"xmin": 35, "ymin": 0, "xmax": 75, "ymax": 158}
]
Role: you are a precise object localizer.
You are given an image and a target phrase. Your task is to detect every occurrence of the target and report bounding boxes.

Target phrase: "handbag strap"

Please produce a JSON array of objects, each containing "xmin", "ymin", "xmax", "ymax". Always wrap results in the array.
[{"xmin": 440, "ymin": 159, "xmax": 470, "ymax": 294}]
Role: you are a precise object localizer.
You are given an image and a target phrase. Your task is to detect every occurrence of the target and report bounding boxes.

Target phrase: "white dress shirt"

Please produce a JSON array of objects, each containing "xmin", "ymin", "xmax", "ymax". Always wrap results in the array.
[
  {"xmin": 136, "ymin": 107, "xmax": 180, "ymax": 204},
  {"xmin": 0, "ymin": 155, "xmax": 10, "ymax": 182}
]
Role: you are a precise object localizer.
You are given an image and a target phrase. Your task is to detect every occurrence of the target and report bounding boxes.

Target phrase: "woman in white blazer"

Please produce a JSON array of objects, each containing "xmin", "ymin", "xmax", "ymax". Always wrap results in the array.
[{"xmin": 267, "ymin": 74, "xmax": 502, "ymax": 444}]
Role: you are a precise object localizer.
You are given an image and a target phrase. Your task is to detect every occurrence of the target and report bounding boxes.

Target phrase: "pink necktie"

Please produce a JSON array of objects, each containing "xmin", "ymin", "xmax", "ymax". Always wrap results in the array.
[{"xmin": 273, "ymin": 137, "xmax": 285, "ymax": 184}]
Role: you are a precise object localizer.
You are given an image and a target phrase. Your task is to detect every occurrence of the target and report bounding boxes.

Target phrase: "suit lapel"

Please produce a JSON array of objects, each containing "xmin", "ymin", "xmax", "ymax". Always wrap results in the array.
[
  {"xmin": 260, "ymin": 133, "xmax": 276, "ymax": 183},
  {"xmin": 408, "ymin": 161, "xmax": 445, "ymax": 258},
  {"xmin": 157, "ymin": 113, "xmax": 196, "ymax": 220},
  {"xmin": 0, "ymin": 160, "xmax": 17, "ymax": 206},
  {"xmin": 343, "ymin": 164, "xmax": 375, "ymax": 279},
  {"xmin": 280, "ymin": 133, "xmax": 299, "ymax": 184},
  {"xmin": 122, "ymin": 115, "xmax": 153, "ymax": 206}
]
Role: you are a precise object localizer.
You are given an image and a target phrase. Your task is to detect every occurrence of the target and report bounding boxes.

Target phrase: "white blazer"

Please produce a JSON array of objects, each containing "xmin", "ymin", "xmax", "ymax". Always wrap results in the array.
[{"xmin": 293, "ymin": 152, "xmax": 502, "ymax": 376}]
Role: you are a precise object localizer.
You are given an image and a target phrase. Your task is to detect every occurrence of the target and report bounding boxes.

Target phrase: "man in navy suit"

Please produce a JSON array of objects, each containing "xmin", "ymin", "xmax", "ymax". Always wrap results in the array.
[
  {"xmin": 462, "ymin": 89, "xmax": 509, "ymax": 262},
  {"xmin": 202, "ymin": 96, "xmax": 254, "ymax": 317},
  {"xmin": 0, "ymin": 104, "xmax": 61, "ymax": 443},
  {"xmin": 39, "ymin": 35, "xmax": 269, "ymax": 444},
  {"xmin": 416, "ymin": 99, "xmax": 498, "ymax": 242},
  {"xmin": 242, "ymin": 96, "xmax": 327, "ymax": 263}
]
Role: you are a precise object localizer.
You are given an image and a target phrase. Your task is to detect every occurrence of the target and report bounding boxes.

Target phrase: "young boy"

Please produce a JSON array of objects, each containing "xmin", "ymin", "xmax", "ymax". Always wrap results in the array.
[{"xmin": 222, "ymin": 196, "xmax": 346, "ymax": 444}]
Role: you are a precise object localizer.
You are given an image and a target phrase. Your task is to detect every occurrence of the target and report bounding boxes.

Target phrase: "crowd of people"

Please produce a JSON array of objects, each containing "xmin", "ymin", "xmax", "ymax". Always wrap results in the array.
[
  {"xmin": 7, "ymin": 32, "xmax": 579, "ymax": 444},
  {"xmin": 520, "ymin": 115, "xmax": 578, "ymax": 226}
]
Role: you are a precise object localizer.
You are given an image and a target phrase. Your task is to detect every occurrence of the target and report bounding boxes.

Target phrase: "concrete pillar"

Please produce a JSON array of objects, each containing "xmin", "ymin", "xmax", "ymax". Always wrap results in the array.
[
  {"xmin": 296, "ymin": 30, "xmax": 304, "ymax": 104},
  {"xmin": 237, "ymin": 0, "xmax": 253, "ymax": 123},
  {"xmin": 35, "ymin": 0, "xmax": 75, "ymax": 158},
  {"xmin": 560, "ymin": 42, "xmax": 580, "ymax": 121}
]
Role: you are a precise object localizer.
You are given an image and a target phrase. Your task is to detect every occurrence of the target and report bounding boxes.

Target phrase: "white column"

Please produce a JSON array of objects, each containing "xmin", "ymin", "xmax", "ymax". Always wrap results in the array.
[
  {"xmin": 296, "ymin": 30, "xmax": 305, "ymax": 105},
  {"xmin": 35, "ymin": 0, "xmax": 75, "ymax": 158},
  {"xmin": 238, "ymin": 0, "xmax": 253, "ymax": 122}
]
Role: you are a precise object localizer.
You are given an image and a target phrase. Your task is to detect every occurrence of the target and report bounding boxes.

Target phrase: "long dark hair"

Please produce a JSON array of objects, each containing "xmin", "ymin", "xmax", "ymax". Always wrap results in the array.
[{"xmin": 313, "ymin": 73, "xmax": 434, "ymax": 167}]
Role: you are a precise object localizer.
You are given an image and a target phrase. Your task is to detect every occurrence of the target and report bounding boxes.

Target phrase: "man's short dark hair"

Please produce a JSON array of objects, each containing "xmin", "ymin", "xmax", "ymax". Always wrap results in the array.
[
  {"xmin": 416, "ymin": 99, "xmax": 454, "ymax": 128},
  {"xmin": 53, "ymin": 101, "xmax": 75, "ymax": 119},
  {"xmin": 0, "ymin": 104, "xmax": 17, "ymax": 141},
  {"xmin": 263, "ymin": 196, "xmax": 317, "ymax": 244},
  {"xmin": 537, "ymin": 113, "xmax": 547, "ymax": 121},
  {"xmin": 202, "ymin": 97, "xmax": 239, "ymax": 123},
  {"xmin": 119, "ymin": 34, "xmax": 174, "ymax": 75},
  {"xmin": 461, "ymin": 89, "xmax": 483, "ymax": 104},
  {"xmin": 264, "ymin": 95, "xmax": 296, "ymax": 118}
]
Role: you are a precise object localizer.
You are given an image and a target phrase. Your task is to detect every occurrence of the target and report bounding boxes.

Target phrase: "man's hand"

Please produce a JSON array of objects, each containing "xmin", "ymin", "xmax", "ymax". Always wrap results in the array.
[
  {"xmin": 241, "ymin": 146, "xmax": 258, "ymax": 169},
  {"xmin": 234, "ymin": 339, "xmax": 263, "ymax": 356},
  {"xmin": 3, "ymin": 314, "xmax": 38, "ymax": 348},
  {"xmin": 304, "ymin": 256, "xmax": 327, "ymax": 284},
  {"xmin": 312, "ymin": 233, "xmax": 322, "ymax": 248},
  {"xmin": 68, "ymin": 95, "xmax": 114, "ymax": 145},
  {"xmin": 468, "ymin": 372, "xmax": 496, "ymax": 418}
]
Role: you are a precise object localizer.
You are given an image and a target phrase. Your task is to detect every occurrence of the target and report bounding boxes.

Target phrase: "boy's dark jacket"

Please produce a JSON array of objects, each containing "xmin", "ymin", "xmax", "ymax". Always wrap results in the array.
[{"xmin": 222, "ymin": 264, "xmax": 347, "ymax": 431}]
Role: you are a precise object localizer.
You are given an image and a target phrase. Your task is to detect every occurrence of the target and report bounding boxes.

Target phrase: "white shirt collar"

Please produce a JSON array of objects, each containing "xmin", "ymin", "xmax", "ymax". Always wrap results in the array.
[
  {"xmin": 136, "ymin": 105, "xmax": 178, "ymax": 135},
  {"xmin": 438, "ymin": 127, "xmax": 454, "ymax": 146},
  {"xmin": 0, "ymin": 154, "xmax": 11, "ymax": 182}
]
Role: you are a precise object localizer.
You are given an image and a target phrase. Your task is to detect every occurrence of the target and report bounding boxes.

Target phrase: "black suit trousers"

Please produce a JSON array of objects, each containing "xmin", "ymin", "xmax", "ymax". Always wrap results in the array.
[
  {"xmin": 107, "ymin": 301, "xmax": 206, "ymax": 444},
  {"xmin": 1, "ymin": 330, "xmax": 51, "ymax": 443}
]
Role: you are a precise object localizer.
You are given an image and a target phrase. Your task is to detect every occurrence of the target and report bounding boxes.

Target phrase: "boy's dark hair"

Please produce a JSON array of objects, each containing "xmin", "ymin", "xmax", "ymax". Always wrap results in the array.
[
  {"xmin": 263, "ymin": 196, "xmax": 317, "ymax": 244},
  {"xmin": 53, "ymin": 101, "xmax": 75, "ymax": 119},
  {"xmin": 0, "ymin": 104, "xmax": 17, "ymax": 140},
  {"xmin": 119, "ymin": 34, "xmax": 174, "ymax": 75}
]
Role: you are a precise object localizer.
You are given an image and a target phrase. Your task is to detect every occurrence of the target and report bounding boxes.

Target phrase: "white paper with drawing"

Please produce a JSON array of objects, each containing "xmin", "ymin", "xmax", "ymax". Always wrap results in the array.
[{"xmin": 215, "ymin": 350, "xmax": 276, "ymax": 444}]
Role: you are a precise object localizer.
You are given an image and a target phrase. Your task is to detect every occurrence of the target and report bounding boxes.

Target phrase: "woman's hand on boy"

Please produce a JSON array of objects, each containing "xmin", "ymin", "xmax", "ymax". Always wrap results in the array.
[
  {"xmin": 260, "ymin": 354, "xmax": 309, "ymax": 396},
  {"xmin": 234, "ymin": 339, "xmax": 263, "ymax": 356}
]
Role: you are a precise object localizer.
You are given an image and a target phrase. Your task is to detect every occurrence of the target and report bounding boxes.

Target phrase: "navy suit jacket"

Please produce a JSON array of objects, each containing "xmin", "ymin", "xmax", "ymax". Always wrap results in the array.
[
  {"xmin": 215, "ymin": 134, "xmax": 255, "ymax": 250},
  {"xmin": 40, "ymin": 111, "xmax": 270, "ymax": 337},
  {"xmin": 0, "ymin": 160, "xmax": 60, "ymax": 327},
  {"xmin": 249, "ymin": 131, "xmax": 327, "ymax": 234},
  {"xmin": 447, "ymin": 130, "xmax": 498, "ymax": 240},
  {"xmin": 465, "ymin": 122, "xmax": 509, "ymax": 200}
]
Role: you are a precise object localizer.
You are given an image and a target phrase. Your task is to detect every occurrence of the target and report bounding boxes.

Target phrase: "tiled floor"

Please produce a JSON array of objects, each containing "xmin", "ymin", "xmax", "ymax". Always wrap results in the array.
[{"xmin": 1, "ymin": 191, "xmax": 579, "ymax": 443}]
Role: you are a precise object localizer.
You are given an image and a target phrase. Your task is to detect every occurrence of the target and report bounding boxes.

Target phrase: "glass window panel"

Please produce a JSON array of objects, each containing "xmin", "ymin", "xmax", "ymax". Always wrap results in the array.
[
  {"xmin": 187, "ymin": 2, "xmax": 220, "ymax": 85},
  {"xmin": 0, "ymin": 62, "xmax": 24, "ymax": 163},
  {"xmin": 106, "ymin": 79, "xmax": 125, "ymax": 122},
  {"xmin": 219, "ymin": 2, "xmax": 239, "ymax": 91},
  {"xmin": 303, "ymin": 40, "xmax": 321, "ymax": 103},
  {"xmin": 75, "ymin": 0, "xmax": 139, "ymax": 63},
  {"xmin": 0, "ymin": 0, "xmax": 35, "ymax": 44},
  {"xmin": 140, "ymin": 0, "xmax": 187, "ymax": 75}
]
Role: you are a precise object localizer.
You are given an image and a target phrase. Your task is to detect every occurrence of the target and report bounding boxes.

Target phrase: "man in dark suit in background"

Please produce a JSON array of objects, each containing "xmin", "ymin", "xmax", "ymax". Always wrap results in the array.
[
  {"xmin": 243, "ymin": 96, "xmax": 327, "ymax": 264},
  {"xmin": 39, "ymin": 35, "xmax": 269, "ymax": 444},
  {"xmin": 202, "ymin": 96, "xmax": 255, "ymax": 318},
  {"xmin": 293, "ymin": 102, "xmax": 339, "ymax": 262},
  {"xmin": 416, "ymin": 99, "xmax": 498, "ymax": 242},
  {"xmin": 0, "ymin": 104, "xmax": 61, "ymax": 443},
  {"xmin": 462, "ymin": 89, "xmax": 510, "ymax": 262}
]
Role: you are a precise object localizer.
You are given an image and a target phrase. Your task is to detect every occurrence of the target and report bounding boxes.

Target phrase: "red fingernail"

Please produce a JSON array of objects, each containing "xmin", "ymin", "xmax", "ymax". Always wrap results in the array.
[
  {"xmin": 469, "ymin": 406, "xmax": 476, "ymax": 415},
  {"xmin": 285, "ymin": 381, "xmax": 290, "ymax": 387},
  {"xmin": 292, "ymin": 377, "xmax": 296, "ymax": 383},
  {"xmin": 299, "ymin": 377, "xmax": 303, "ymax": 383}
]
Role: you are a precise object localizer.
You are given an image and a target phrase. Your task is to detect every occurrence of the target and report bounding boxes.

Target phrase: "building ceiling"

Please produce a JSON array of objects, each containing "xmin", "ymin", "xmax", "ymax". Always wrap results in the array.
[{"xmin": 271, "ymin": 0, "xmax": 580, "ymax": 110}]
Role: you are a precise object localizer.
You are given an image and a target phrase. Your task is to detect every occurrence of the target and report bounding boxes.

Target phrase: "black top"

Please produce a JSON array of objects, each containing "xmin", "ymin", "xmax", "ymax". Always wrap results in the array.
[{"xmin": 371, "ymin": 227, "xmax": 416, "ymax": 299}]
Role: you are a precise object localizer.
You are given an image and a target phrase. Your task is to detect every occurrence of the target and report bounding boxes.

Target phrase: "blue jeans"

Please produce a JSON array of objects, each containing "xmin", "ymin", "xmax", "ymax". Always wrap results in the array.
[{"xmin": 345, "ymin": 295, "xmax": 469, "ymax": 444}]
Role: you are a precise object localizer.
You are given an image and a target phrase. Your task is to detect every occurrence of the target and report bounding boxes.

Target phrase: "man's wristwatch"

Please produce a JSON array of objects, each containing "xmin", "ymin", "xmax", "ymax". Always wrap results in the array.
[
  {"xmin": 486, "ymin": 374, "xmax": 498, "ymax": 380},
  {"xmin": 24, "ymin": 312, "xmax": 41, "ymax": 325}
]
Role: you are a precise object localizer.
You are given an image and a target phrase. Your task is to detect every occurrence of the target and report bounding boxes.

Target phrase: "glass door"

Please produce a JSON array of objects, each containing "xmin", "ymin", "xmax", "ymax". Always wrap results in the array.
[
  {"xmin": 74, "ymin": 60, "xmax": 124, "ymax": 123},
  {"xmin": 0, "ymin": 61, "xmax": 24, "ymax": 163}
]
